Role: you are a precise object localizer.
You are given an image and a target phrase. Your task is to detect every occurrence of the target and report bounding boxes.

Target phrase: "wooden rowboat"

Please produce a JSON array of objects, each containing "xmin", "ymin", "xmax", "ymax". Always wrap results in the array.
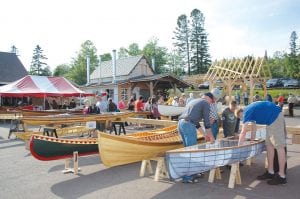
[
  {"xmin": 98, "ymin": 125, "xmax": 205, "ymax": 167},
  {"xmin": 158, "ymin": 105, "xmax": 185, "ymax": 116},
  {"xmin": 30, "ymin": 134, "xmax": 98, "ymax": 161},
  {"xmin": 166, "ymin": 139, "xmax": 265, "ymax": 180}
]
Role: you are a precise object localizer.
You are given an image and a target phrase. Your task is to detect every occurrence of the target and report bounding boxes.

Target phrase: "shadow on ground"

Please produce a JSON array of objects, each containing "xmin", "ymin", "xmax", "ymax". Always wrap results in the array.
[{"xmin": 51, "ymin": 163, "xmax": 140, "ymax": 198}]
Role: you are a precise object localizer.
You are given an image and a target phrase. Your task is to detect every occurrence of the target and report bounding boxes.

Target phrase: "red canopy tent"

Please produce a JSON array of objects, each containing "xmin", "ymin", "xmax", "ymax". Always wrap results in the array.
[{"xmin": 0, "ymin": 75, "xmax": 94, "ymax": 97}]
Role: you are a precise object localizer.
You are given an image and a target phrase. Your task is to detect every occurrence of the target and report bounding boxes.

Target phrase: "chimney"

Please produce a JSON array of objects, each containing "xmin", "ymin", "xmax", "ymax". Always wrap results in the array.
[
  {"xmin": 11, "ymin": 45, "xmax": 17, "ymax": 54},
  {"xmin": 151, "ymin": 57, "xmax": 155, "ymax": 72},
  {"xmin": 98, "ymin": 55, "xmax": 102, "ymax": 84},
  {"xmin": 86, "ymin": 55, "xmax": 90, "ymax": 85},
  {"xmin": 112, "ymin": 50, "xmax": 117, "ymax": 83}
]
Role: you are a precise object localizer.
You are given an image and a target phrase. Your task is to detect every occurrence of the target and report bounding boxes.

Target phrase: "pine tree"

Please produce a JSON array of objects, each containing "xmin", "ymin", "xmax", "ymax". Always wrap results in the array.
[
  {"xmin": 190, "ymin": 9, "xmax": 211, "ymax": 74},
  {"xmin": 29, "ymin": 45, "xmax": 51, "ymax": 76},
  {"xmin": 287, "ymin": 31, "xmax": 300, "ymax": 78},
  {"xmin": 173, "ymin": 14, "xmax": 191, "ymax": 76}
]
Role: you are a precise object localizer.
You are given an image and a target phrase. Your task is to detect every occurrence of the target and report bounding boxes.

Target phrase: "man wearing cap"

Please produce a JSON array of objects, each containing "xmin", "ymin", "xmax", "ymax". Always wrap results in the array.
[{"xmin": 178, "ymin": 91, "xmax": 217, "ymax": 183}]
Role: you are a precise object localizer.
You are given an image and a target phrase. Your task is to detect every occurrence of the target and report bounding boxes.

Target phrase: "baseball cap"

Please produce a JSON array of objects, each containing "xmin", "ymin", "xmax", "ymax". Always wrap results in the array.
[
  {"xmin": 204, "ymin": 92, "xmax": 214, "ymax": 101},
  {"xmin": 211, "ymin": 88, "xmax": 221, "ymax": 100}
]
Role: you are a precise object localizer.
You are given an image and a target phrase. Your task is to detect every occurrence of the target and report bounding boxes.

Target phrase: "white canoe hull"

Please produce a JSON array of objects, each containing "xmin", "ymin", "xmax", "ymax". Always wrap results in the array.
[
  {"xmin": 158, "ymin": 105, "xmax": 185, "ymax": 116},
  {"xmin": 166, "ymin": 139, "xmax": 265, "ymax": 180}
]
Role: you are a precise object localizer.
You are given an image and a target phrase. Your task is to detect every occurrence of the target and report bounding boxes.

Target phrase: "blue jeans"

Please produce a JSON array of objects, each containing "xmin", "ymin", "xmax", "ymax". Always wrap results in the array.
[
  {"xmin": 178, "ymin": 119, "xmax": 197, "ymax": 182},
  {"xmin": 211, "ymin": 121, "xmax": 219, "ymax": 140},
  {"xmin": 178, "ymin": 119, "xmax": 197, "ymax": 147}
]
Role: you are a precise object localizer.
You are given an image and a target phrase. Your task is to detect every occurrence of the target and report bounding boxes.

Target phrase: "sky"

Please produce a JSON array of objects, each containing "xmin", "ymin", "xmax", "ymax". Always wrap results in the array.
[{"xmin": 1, "ymin": 0, "xmax": 300, "ymax": 71}]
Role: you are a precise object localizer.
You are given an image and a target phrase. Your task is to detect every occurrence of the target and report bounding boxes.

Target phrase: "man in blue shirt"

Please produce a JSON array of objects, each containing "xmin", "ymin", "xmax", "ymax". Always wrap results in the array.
[{"xmin": 238, "ymin": 101, "xmax": 287, "ymax": 185}]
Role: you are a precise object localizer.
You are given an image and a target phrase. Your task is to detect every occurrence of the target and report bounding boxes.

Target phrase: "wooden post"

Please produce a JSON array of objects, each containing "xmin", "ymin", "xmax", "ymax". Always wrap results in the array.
[{"xmin": 73, "ymin": 151, "xmax": 79, "ymax": 175}]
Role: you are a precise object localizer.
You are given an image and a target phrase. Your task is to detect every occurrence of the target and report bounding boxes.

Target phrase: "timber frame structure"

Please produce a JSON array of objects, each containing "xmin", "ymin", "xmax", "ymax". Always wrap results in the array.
[{"xmin": 204, "ymin": 57, "xmax": 271, "ymax": 102}]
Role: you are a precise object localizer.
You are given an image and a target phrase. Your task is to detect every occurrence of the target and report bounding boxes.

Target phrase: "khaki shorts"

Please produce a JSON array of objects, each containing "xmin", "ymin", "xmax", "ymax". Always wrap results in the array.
[{"xmin": 265, "ymin": 112, "xmax": 286, "ymax": 149}]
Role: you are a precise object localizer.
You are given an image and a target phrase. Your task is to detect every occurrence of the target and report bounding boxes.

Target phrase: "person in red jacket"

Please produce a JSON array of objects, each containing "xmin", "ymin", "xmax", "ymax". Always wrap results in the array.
[
  {"xmin": 277, "ymin": 94, "xmax": 284, "ymax": 109},
  {"xmin": 134, "ymin": 96, "xmax": 144, "ymax": 112}
]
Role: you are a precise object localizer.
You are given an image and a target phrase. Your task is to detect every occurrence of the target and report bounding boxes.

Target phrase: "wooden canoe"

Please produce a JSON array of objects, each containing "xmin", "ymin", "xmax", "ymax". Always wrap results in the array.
[
  {"xmin": 21, "ymin": 111, "xmax": 135, "ymax": 126},
  {"xmin": 98, "ymin": 125, "xmax": 205, "ymax": 167},
  {"xmin": 158, "ymin": 105, "xmax": 185, "ymax": 116},
  {"xmin": 15, "ymin": 126, "xmax": 91, "ymax": 141},
  {"xmin": 21, "ymin": 109, "xmax": 82, "ymax": 116},
  {"xmin": 30, "ymin": 134, "xmax": 98, "ymax": 161}
]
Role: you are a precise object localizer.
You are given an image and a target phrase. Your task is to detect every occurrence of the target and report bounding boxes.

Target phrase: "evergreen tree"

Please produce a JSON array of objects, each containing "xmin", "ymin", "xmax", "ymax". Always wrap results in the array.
[
  {"xmin": 173, "ymin": 14, "xmax": 191, "ymax": 76},
  {"xmin": 190, "ymin": 9, "xmax": 211, "ymax": 74},
  {"xmin": 287, "ymin": 31, "xmax": 300, "ymax": 78},
  {"xmin": 29, "ymin": 45, "xmax": 51, "ymax": 76},
  {"xmin": 289, "ymin": 31, "xmax": 298, "ymax": 57},
  {"xmin": 67, "ymin": 40, "xmax": 98, "ymax": 85}
]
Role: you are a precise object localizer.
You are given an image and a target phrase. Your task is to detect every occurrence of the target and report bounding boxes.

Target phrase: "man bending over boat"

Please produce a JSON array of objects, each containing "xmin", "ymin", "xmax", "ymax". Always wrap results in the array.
[
  {"xmin": 238, "ymin": 101, "xmax": 287, "ymax": 185},
  {"xmin": 178, "ymin": 91, "xmax": 217, "ymax": 183}
]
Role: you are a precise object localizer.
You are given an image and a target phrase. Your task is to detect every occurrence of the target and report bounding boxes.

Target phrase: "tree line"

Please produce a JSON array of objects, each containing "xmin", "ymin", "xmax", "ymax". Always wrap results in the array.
[{"xmin": 26, "ymin": 9, "xmax": 299, "ymax": 85}]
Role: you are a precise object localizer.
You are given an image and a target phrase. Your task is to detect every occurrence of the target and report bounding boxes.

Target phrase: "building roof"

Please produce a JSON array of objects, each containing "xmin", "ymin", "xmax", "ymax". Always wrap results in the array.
[
  {"xmin": 0, "ymin": 52, "xmax": 28, "ymax": 84},
  {"xmin": 126, "ymin": 74, "xmax": 192, "ymax": 89},
  {"xmin": 90, "ymin": 55, "xmax": 145, "ymax": 79}
]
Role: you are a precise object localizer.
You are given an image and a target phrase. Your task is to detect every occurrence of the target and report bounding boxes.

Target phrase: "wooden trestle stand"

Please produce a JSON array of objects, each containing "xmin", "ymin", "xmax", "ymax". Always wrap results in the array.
[
  {"xmin": 140, "ymin": 157, "xmax": 168, "ymax": 182},
  {"xmin": 62, "ymin": 151, "xmax": 81, "ymax": 174}
]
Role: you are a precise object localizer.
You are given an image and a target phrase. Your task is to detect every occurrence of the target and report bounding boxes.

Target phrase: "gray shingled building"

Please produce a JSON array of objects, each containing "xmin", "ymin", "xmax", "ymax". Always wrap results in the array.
[{"xmin": 0, "ymin": 52, "xmax": 28, "ymax": 86}]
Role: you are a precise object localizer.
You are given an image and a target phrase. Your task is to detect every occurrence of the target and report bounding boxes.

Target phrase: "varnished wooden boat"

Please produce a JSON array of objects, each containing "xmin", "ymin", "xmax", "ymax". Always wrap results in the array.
[
  {"xmin": 21, "ymin": 111, "xmax": 135, "ymax": 126},
  {"xmin": 15, "ymin": 126, "xmax": 90, "ymax": 141},
  {"xmin": 21, "ymin": 109, "xmax": 82, "ymax": 116},
  {"xmin": 30, "ymin": 134, "xmax": 98, "ymax": 161},
  {"xmin": 98, "ymin": 125, "xmax": 205, "ymax": 167},
  {"xmin": 166, "ymin": 138, "xmax": 265, "ymax": 180},
  {"xmin": 158, "ymin": 105, "xmax": 185, "ymax": 116}
]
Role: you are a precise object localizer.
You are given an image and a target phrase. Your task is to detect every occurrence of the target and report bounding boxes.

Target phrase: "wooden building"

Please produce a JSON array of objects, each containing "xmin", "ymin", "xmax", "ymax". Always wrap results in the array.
[{"xmin": 84, "ymin": 54, "xmax": 191, "ymax": 103}]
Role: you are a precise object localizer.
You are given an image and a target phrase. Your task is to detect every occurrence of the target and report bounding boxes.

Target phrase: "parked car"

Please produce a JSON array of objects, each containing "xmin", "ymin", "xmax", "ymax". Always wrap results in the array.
[
  {"xmin": 266, "ymin": 78, "xmax": 283, "ymax": 88},
  {"xmin": 284, "ymin": 79, "xmax": 300, "ymax": 88},
  {"xmin": 198, "ymin": 81, "xmax": 209, "ymax": 89}
]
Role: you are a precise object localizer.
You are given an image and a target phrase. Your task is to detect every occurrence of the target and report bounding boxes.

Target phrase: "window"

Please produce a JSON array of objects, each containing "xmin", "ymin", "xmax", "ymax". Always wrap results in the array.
[{"xmin": 121, "ymin": 88, "xmax": 128, "ymax": 100}]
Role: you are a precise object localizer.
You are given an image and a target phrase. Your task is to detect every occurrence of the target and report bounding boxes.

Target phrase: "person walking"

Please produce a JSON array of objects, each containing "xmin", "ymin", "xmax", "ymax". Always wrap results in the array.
[{"xmin": 287, "ymin": 93, "xmax": 297, "ymax": 117}]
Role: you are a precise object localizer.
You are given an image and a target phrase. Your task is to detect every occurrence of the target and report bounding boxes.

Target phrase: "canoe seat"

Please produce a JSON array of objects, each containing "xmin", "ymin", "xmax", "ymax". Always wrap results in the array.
[
  {"xmin": 110, "ymin": 122, "xmax": 126, "ymax": 135},
  {"xmin": 43, "ymin": 127, "xmax": 58, "ymax": 138}
]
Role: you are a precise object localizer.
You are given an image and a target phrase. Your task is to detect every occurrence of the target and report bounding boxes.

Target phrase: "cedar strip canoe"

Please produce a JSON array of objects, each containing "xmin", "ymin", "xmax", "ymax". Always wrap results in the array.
[
  {"xmin": 30, "ymin": 134, "xmax": 98, "ymax": 161},
  {"xmin": 21, "ymin": 111, "xmax": 135, "ymax": 125},
  {"xmin": 98, "ymin": 125, "xmax": 205, "ymax": 167},
  {"xmin": 15, "ymin": 126, "xmax": 90, "ymax": 141}
]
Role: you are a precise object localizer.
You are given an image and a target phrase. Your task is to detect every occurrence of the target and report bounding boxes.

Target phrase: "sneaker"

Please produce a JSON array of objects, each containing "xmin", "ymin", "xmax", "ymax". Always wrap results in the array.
[
  {"xmin": 257, "ymin": 171, "xmax": 274, "ymax": 180},
  {"xmin": 182, "ymin": 178, "xmax": 199, "ymax": 184},
  {"xmin": 267, "ymin": 174, "xmax": 287, "ymax": 185}
]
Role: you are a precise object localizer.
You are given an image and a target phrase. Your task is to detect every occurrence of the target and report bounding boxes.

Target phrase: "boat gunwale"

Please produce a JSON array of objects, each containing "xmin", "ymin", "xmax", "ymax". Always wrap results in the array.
[
  {"xmin": 166, "ymin": 139, "xmax": 265, "ymax": 154},
  {"xmin": 31, "ymin": 134, "xmax": 98, "ymax": 144},
  {"xmin": 99, "ymin": 132, "xmax": 204, "ymax": 146}
]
